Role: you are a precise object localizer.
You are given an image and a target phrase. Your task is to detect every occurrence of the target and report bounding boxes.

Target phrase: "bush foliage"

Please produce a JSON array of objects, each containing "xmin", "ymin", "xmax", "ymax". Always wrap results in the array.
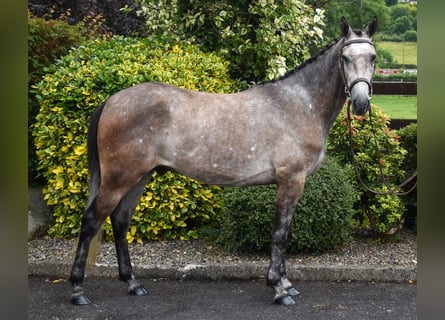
[
  {"xmin": 404, "ymin": 30, "xmax": 417, "ymax": 42},
  {"xmin": 214, "ymin": 157, "xmax": 359, "ymax": 254},
  {"xmin": 397, "ymin": 123, "xmax": 417, "ymax": 228},
  {"xmin": 32, "ymin": 36, "xmax": 238, "ymax": 242},
  {"xmin": 133, "ymin": 0, "xmax": 325, "ymax": 81},
  {"xmin": 28, "ymin": 11, "xmax": 94, "ymax": 184},
  {"xmin": 327, "ymin": 104, "xmax": 408, "ymax": 237},
  {"xmin": 29, "ymin": 0, "xmax": 148, "ymax": 37}
]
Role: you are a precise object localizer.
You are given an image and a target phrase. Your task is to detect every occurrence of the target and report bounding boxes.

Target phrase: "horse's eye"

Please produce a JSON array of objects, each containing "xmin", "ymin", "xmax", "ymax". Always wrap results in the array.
[
  {"xmin": 370, "ymin": 54, "xmax": 376, "ymax": 62},
  {"xmin": 342, "ymin": 54, "xmax": 352, "ymax": 63}
]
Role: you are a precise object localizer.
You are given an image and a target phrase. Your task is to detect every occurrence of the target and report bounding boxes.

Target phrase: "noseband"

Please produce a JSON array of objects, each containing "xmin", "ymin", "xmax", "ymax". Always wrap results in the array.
[{"xmin": 339, "ymin": 38, "xmax": 375, "ymax": 98}]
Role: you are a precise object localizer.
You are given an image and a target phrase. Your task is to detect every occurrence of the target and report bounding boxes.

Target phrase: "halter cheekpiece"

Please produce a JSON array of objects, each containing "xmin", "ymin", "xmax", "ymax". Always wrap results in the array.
[{"xmin": 339, "ymin": 38, "xmax": 375, "ymax": 98}]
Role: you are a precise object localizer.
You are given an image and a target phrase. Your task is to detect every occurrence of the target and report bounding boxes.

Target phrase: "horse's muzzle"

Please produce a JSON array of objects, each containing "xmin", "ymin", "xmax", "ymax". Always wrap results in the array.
[
  {"xmin": 352, "ymin": 94, "xmax": 370, "ymax": 116},
  {"xmin": 350, "ymin": 83, "xmax": 371, "ymax": 115}
]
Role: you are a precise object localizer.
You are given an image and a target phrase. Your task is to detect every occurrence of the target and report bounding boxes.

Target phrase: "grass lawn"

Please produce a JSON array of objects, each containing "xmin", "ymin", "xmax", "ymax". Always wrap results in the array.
[
  {"xmin": 372, "ymin": 41, "xmax": 417, "ymax": 119},
  {"xmin": 371, "ymin": 95, "xmax": 417, "ymax": 119},
  {"xmin": 377, "ymin": 41, "xmax": 417, "ymax": 66}
]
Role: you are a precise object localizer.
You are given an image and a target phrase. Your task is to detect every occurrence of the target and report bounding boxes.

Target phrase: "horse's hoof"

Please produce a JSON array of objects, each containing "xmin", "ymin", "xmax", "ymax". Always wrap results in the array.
[
  {"xmin": 275, "ymin": 295, "xmax": 296, "ymax": 306},
  {"xmin": 70, "ymin": 293, "xmax": 92, "ymax": 305},
  {"xmin": 129, "ymin": 285, "xmax": 149, "ymax": 296},
  {"xmin": 287, "ymin": 287, "xmax": 300, "ymax": 296}
]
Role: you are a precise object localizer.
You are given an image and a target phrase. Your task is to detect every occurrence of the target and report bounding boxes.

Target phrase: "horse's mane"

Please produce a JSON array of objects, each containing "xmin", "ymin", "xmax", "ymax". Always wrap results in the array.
[
  {"xmin": 260, "ymin": 28, "xmax": 368, "ymax": 85},
  {"xmin": 270, "ymin": 39, "xmax": 341, "ymax": 82},
  {"xmin": 260, "ymin": 38, "xmax": 342, "ymax": 85}
]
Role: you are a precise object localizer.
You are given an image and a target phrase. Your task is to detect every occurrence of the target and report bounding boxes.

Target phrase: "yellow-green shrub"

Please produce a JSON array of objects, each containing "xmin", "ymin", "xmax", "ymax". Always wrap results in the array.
[{"xmin": 33, "ymin": 35, "xmax": 238, "ymax": 242}]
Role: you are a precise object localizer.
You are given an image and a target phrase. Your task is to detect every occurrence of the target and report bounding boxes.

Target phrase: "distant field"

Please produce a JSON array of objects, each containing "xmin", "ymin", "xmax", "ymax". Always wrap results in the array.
[
  {"xmin": 372, "ymin": 95, "xmax": 417, "ymax": 119},
  {"xmin": 378, "ymin": 41, "xmax": 417, "ymax": 66}
]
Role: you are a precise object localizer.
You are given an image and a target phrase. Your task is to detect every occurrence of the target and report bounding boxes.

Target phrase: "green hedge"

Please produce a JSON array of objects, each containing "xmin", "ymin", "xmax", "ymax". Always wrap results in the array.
[
  {"xmin": 397, "ymin": 123, "xmax": 417, "ymax": 229},
  {"xmin": 404, "ymin": 30, "xmax": 417, "ymax": 42},
  {"xmin": 32, "ymin": 35, "xmax": 238, "ymax": 242},
  {"xmin": 213, "ymin": 157, "xmax": 359, "ymax": 254}
]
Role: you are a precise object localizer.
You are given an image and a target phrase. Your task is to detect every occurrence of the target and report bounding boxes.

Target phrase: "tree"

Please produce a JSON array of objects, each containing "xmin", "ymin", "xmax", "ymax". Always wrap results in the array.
[
  {"xmin": 390, "ymin": 3, "xmax": 416, "ymax": 32},
  {"xmin": 132, "ymin": 0, "xmax": 325, "ymax": 82},
  {"xmin": 390, "ymin": 4, "xmax": 410, "ymax": 20},
  {"xmin": 321, "ymin": 0, "xmax": 390, "ymax": 43},
  {"xmin": 390, "ymin": 15, "xmax": 413, "ymax": 35}
]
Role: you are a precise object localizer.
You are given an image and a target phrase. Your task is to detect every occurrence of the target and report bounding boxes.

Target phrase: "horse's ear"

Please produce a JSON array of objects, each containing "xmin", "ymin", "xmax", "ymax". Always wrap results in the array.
[
  {"xmin": 366, "ymin": 16, "xmax": 378, "ymax": 37},
  {"xmin": 340, "ymin": 16, "xmax": 351, "ymax": 37}
]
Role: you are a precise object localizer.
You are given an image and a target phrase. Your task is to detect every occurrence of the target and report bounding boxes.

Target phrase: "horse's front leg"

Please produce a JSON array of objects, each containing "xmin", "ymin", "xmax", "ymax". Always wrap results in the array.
[{"xmin": 267, "ymin": 174, "xmax": 305, "ymax": 305}]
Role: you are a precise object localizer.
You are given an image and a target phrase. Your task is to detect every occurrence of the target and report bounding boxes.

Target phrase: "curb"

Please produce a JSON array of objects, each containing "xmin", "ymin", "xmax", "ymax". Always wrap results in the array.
[{"xmin": 28, "ymin": 261, "xmax": 416, "ymax": 283}]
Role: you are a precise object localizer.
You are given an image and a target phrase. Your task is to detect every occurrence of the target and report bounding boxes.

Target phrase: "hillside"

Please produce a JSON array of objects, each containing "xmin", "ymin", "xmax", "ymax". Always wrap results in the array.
[{"xmin": 378, "ymin": 41, "xmax": 417, "ymax": 67}]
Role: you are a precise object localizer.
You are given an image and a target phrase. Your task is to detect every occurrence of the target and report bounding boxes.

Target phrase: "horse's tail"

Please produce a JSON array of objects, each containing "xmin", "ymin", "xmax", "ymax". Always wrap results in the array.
[{"xmin": 86, "ymin": 102, "xmax": 106, "ymax": 207}]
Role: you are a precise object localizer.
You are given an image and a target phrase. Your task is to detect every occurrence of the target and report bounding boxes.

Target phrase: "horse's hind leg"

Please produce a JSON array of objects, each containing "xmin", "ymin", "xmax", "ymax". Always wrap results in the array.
[
  {"xmin": 69, "ymin": 197, "xmax": 110, "ymax": 305},
  {"xmin": 69, "ymin": 182, "xmax": 140, "ymax": 305},
  {"xmin": 109, "ymin": 174, "xmax": 151, "ymax": 296}
]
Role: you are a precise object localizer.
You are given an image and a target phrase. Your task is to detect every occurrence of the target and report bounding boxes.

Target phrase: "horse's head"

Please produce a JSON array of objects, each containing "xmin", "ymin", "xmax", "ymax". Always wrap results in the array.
[{"xmin": 339, "ymin": 16, "xmax": 378, "ymax": 115}]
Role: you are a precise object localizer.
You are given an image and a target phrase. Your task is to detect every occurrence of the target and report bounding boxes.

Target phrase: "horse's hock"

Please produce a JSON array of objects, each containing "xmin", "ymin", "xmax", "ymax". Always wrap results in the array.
[{"xmin": 28, "ymin": 186, "xmax": 53, "ymax": 240}]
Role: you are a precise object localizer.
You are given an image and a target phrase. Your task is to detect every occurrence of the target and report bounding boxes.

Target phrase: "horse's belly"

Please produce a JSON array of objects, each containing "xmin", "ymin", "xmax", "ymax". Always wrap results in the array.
[
  {"xmin": 186, "ymin": 167, "xmax": 276, "ymax": 187},
  {"xmin": 162, "ymin": 149, "xmax": 276, "ymax": 187}
]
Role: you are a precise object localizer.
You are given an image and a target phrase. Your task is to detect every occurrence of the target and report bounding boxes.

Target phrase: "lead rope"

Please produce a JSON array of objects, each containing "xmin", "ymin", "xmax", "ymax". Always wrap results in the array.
[{"xmin": 346, "ymin": 100, "xmax": 417, "ymax": 196}]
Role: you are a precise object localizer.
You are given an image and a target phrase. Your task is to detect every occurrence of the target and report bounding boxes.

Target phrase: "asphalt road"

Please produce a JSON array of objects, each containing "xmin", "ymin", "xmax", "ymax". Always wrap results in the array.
[{"xmin": 28, "ymin": 275, "xmax": 416, "ymax": 320}]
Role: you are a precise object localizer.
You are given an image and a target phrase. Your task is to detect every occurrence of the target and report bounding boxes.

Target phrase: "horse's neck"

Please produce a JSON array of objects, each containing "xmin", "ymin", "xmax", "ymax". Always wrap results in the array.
[{"xmin": 286, "ymin": 40, "xmax": 346, "ymax": 135}]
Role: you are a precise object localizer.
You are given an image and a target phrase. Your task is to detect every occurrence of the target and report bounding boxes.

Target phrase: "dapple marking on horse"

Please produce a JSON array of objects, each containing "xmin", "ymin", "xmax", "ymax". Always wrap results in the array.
[{"xmin": 69, "ymin": 17, "xmax": 377, "ymax": 306}]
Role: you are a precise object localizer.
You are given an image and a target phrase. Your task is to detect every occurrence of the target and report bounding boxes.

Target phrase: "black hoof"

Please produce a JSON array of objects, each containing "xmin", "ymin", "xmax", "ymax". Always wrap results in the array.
[
  {"xmin": 71, "ymin": 293, "xmax": 92, "ymax": 305},
  {"xmin": 275, "ymin": 295, "xmax": 296, "ymax": 306},
  {"xmin": 287, "ymin": 287, "xmax": 300, "ymax": 296},
  {"xmin": 129, "ymin": 285, "xmax": 149, "ymax": 296}
]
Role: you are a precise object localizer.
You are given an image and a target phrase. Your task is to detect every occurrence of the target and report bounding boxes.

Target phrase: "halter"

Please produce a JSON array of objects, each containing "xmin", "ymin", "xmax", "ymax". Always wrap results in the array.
[{"xmin": 339, "ymin": 38, "xmax": 375, "ymax": 98}]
